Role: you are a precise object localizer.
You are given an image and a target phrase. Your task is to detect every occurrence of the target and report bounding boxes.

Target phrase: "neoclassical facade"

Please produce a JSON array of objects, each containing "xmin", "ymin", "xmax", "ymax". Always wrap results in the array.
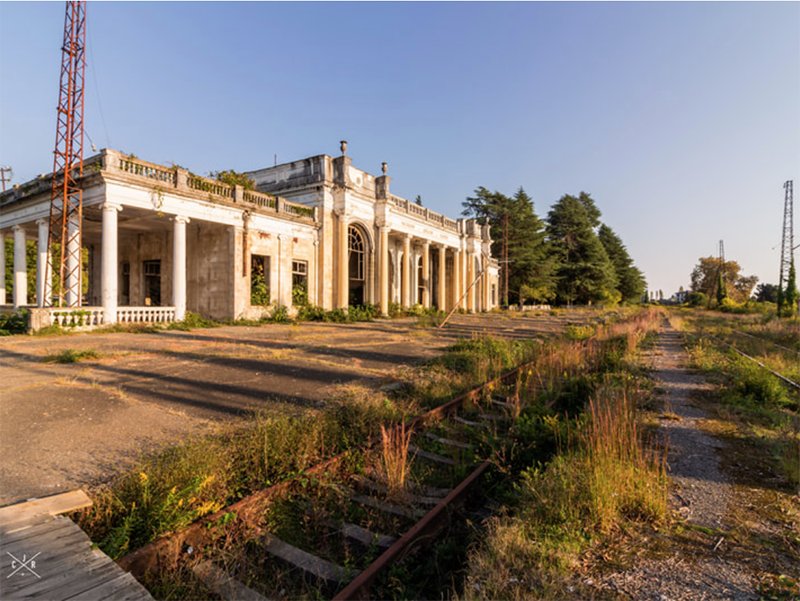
[{"xmin": 0, "ymin": 146, "xmax": 498, "ymax": 329}]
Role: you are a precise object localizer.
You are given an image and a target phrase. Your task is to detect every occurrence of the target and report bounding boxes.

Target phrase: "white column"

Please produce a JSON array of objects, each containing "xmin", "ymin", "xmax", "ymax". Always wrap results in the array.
[
  {"xmin": 467, "ymin": 252, "xmax": 476, "ymax": 313},
  {"xmin": 0, "ymin": 235, "xmax": 6, "ymax": 305},
  {"xmin": 338, "ymin": 214, "xmax": 348, "ymax": 309},
  {"xmin": 453, "ymin": 248, "xmax": 461, "ymax": 312},
  {"xmin": 421, "ymin": 242, "xmax": 430, "ymax": 308},
  {"xmin": 173, "ymin": 215, "xmax": 189, "ymax": 321},
  {"xmin": 379, "ymin": 227, "xmax": 389, "ymax": 316},
  {"xmin": 36, "ymin": 219, "xmax": 49, "ymax": 307},
  {"xmin": 100, "ymin": 204, "xmax": 120, "ymax": 322},
  {"xmin": 66, "ymin": 221, "xmax": 80, "ymax": 306},
  {"xmin": 13, "ymin": 225, "xmax": 27, "ymax": 309},
  {"xmin": 437, "ymin": 245, "xmax": 447, "ymax": 312},
  {"xmin": 402, "ymin": 235, "xmax": 411, "ymax": 308}
]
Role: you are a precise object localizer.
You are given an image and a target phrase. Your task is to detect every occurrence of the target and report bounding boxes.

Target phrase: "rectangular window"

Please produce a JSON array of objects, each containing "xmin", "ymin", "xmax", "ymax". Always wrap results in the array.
[
  {"xmin": 143, "ymin": 260, "xmax": 161, "ymax": 306},
  {"xmin": 120, "ymin": 261, "xmax": 130, "ymax": 304},
  {"xmin": 250, "ymin": 255, "xmax": 271, "ymax": 306},
  {"xmin": 292, "ymin": 260, "xmax": 309, "ymax": 305}
]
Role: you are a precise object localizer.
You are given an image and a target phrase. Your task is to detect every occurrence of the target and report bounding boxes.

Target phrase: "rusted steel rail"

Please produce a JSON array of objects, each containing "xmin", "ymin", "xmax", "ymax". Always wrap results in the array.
[
  {"xmin": 333, "ymin": 461, "xmax": 492, "ymax": 600},
  {"xmin": 117, "ymin": 358, "xmax": 535, "ymax": 579}
]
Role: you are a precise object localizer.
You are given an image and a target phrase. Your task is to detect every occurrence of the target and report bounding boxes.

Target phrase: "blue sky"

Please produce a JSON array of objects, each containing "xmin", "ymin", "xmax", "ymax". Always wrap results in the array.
[{"xmin": 1, "ymin": 1, "xmax": 798, "ymax": 297}]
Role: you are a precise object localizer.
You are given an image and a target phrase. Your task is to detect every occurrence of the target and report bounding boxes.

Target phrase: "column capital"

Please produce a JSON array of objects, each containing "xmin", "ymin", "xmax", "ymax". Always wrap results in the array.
[
  {"xmin": 35, "ymin": 218, "xmax": 49, "ymax": 227},
  {"xmin": 172, "ymin": 215, "xmax": 190, "ymax": 225},
  {"xmin": 12, "ymin": 224, "xmax": 26, "ymax": 233},
  {"xmin": 102, "ymin": 201, "xmax": 123, "ymax": 212}
]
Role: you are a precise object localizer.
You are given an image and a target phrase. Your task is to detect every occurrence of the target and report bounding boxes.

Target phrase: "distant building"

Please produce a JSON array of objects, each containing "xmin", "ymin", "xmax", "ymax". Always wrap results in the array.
[{"xmin": 0, "ymin": 145, "xmax": 498, "ymax": 329}]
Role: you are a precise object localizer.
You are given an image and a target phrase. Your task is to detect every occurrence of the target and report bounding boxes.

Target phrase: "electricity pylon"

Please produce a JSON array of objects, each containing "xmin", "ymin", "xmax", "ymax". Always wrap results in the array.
[{"xmin": 46, "ymin": 0, "xmax": 86, "ymax": 307}]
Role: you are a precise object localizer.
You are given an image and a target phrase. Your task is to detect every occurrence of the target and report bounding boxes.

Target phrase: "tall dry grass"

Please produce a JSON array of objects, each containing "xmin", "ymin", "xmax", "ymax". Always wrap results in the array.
[
  {"xmin": 460, "ymin": 309, "xmax": 668, "ymax": 600},
  {"xmin": 378, "ymin": 421, "xmax": 415, "ymax": 500}
]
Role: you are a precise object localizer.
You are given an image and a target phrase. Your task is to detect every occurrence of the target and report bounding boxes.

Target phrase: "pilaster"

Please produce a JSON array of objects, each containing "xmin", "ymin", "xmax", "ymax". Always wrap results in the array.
[{"xmin": 13, "ymin": 225, "xmax": 26, "ymax": 309}]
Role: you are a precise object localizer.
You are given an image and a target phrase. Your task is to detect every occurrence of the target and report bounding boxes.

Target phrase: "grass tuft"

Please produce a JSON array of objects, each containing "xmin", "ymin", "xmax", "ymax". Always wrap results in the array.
[{"xmin": 44, "ymin": 348, "xmax": 101, "ymax": 363}]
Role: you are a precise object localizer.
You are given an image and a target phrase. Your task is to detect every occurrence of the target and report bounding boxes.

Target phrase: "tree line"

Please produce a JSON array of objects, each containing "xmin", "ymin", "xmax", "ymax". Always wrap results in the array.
[{"xmin": 462, "ymin": 187, "xmax": 646, "ymax": 307}]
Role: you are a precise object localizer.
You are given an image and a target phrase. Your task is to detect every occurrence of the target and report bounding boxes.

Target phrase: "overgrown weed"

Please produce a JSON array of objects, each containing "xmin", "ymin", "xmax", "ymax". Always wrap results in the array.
[{"xmin": 43, "ymin": 348, "xmax": 101, "ymax": 363}]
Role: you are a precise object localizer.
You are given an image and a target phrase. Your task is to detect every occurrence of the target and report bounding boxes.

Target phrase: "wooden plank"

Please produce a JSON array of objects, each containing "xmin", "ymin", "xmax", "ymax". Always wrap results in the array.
[
  {"xmin": 260, "ymin": 534, "xmax": 358, "ymax": 585},
  {"xmin": 192, "ymin": 560, "xmax": 271, "ymax": 601},
  {"xmin": 0, "ymin": 520, "xmax": 74, "ymax": 554},
  {"xmin": 2, "ymin": 516, "xmax": 154, "ymax": 601},
  {"xmin": 5, "ymin": 556, "xmax": 122, "ymax": 600},
  {"xmin": 0, "ymin": 491, "xmax": 92, "ymax": 531},
  {"xmin": 64, "ymin": 571, "xmax": 153, "ymax": 601}
]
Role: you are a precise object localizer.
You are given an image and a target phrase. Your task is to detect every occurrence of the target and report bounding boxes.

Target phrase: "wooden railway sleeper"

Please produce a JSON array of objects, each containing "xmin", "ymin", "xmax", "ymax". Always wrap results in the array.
[
  {"xmin": 260, "ymin": 533, "xmax": 358, "ymax": 585},
  {"xmin": 421, "ymin": 431, "xmax": 473, "ymax": 450},
  {"xmin": 349, "ymin": 474, "xmax": 448, "ymax": 507},
  {"xmin": 192, "ymin": 560, "xmax": 271, "ymax": 601},
  {"xmin": 324, "ymin": 519, "xmax": 397, "ymax": 551}
]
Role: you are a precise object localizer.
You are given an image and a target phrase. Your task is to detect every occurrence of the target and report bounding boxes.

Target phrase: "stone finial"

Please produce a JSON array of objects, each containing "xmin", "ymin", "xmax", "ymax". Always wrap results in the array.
[
  {"xmin": 382, "ymin": 162, "xmax": 387, "ymax": 175},
  {"xmin": 340, "ymin": 140, "xmax": 348, "ymax": 156}
]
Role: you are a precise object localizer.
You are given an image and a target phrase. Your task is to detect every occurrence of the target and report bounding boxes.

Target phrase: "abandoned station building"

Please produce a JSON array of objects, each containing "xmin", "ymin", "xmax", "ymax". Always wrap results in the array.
[{"xmin": 0, "ymin": 144, "xmax": 499, "ymax": 329}]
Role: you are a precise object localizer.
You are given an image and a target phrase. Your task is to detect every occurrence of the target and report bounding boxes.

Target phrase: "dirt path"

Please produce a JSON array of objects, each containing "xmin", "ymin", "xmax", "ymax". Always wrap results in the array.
[{"xmin": 588, "ymin": 320, "xmax": 799, "ymax": 600}]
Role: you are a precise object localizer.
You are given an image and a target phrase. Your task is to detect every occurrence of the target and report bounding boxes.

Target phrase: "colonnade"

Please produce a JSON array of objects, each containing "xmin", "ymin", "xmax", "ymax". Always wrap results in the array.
[
  {"xmin": 1, "ymin": 204, "xmax": 189, "ymax": 324},
  {"xmin": 336, "ymin": 217, "xmax": 488, "ymax": 315}
]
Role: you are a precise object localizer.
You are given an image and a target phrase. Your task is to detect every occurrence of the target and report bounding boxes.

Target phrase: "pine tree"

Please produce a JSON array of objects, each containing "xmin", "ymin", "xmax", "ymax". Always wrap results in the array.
[
  {"xmin": 546, "ymin": 193, "xmax": 617, "ymax": 305},
  {"xmin": 462, "ymin": 186, "xmax": 556, "ymax": 305},
  {"xmin": 716, "ymin": 270, "xmax": 727, "ymax": 305},
  {"xmin": 598, "ymin": 224, "xmax": 646, "ymax": 303}
]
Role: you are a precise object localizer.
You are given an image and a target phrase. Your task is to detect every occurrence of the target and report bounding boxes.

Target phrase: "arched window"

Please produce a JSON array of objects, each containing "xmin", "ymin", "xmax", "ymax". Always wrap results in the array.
[{"xmin": 348, "ymin": 226, "xmax": 365, "ymax": 281}]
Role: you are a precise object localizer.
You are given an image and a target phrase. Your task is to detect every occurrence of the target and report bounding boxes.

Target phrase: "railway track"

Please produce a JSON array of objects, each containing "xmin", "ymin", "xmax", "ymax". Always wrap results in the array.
[
  {"xmin": 118, "ymin": 359, "xmax": 539, "ymax": 599},
  {"xmin": 109, "ymin": 312, "xmax": 655, "ymax": 599},
  {"xmin": 704, "ymin": 331, "xmax": 800, "ymax": 392}
]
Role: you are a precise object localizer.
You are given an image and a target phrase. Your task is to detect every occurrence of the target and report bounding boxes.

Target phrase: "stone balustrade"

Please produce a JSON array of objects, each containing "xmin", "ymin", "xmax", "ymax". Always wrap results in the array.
[
  {"xmin": 388, "ymin": 195, "xmax": 459, "ymax": 232},
  {"xmin": 104, "ymin": 150, "xmax": 316, "ymax": 223},
  {"xmin": 28, "ymin": 306, "xmax": 177, "ymax": 331},
  {"xmin": 117, "ymin": 307, "xmax": 176, "ymax": 323}
]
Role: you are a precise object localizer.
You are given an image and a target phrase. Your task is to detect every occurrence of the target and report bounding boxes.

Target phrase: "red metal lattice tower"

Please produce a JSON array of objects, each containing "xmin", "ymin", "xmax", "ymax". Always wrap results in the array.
[
  {"xmin": 47, "ymin": 0, "xmax": 86, "ymax": 307},
  {"xmin": 779, "ymin": 180, "xmax": 794, "ymax": 291}
]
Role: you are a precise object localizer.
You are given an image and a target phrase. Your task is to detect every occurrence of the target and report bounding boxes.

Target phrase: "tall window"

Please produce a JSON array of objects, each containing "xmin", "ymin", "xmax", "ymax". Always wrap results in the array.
[
  {"xmin": 292, "ymin": 260, "xmax": 308, "ymax": 305},
  {"xmin": 348, "ymin": 226, "xmax": 365, "ymax": 281},
  {"xmin": 251, "ymin": 255, "xmax": 270, "ymax": 306},
  {"xmin": 143, "ymin": 260, "xmax": 161, "ymax": 306}
]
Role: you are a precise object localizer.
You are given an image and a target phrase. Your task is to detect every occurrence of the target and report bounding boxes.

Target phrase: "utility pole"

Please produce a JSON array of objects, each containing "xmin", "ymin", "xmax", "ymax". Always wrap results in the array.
[
  {"xmin": 503, "ymin": 211, "xmax": 509, "ymax": 307},
  {"xmin": 47, "ymin": 0, "xmax": 86, "ymax": 307},
  {"xmin": 779, "ymin": 180, "xmax": 794, "ymax": 291},
  {"xmin": 0, "ymin": 167, "xmax": 11, "ymax": 191}
]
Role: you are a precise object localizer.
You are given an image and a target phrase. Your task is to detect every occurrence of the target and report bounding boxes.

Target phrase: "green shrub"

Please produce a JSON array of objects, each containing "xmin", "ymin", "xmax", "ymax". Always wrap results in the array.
[
  {"xmin": 0, "ymin": 309, "xmax": 29, "ymax": 336},
  {"xmin": 167, "ymin": 312, "xmax": 219, "ymax": 331}
]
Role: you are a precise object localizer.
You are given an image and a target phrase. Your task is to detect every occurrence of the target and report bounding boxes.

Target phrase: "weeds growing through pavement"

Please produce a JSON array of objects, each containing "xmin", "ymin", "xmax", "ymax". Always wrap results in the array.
[{"xmin": 43, "ymin": 348, "xmax": 101, "ymax": 363}]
